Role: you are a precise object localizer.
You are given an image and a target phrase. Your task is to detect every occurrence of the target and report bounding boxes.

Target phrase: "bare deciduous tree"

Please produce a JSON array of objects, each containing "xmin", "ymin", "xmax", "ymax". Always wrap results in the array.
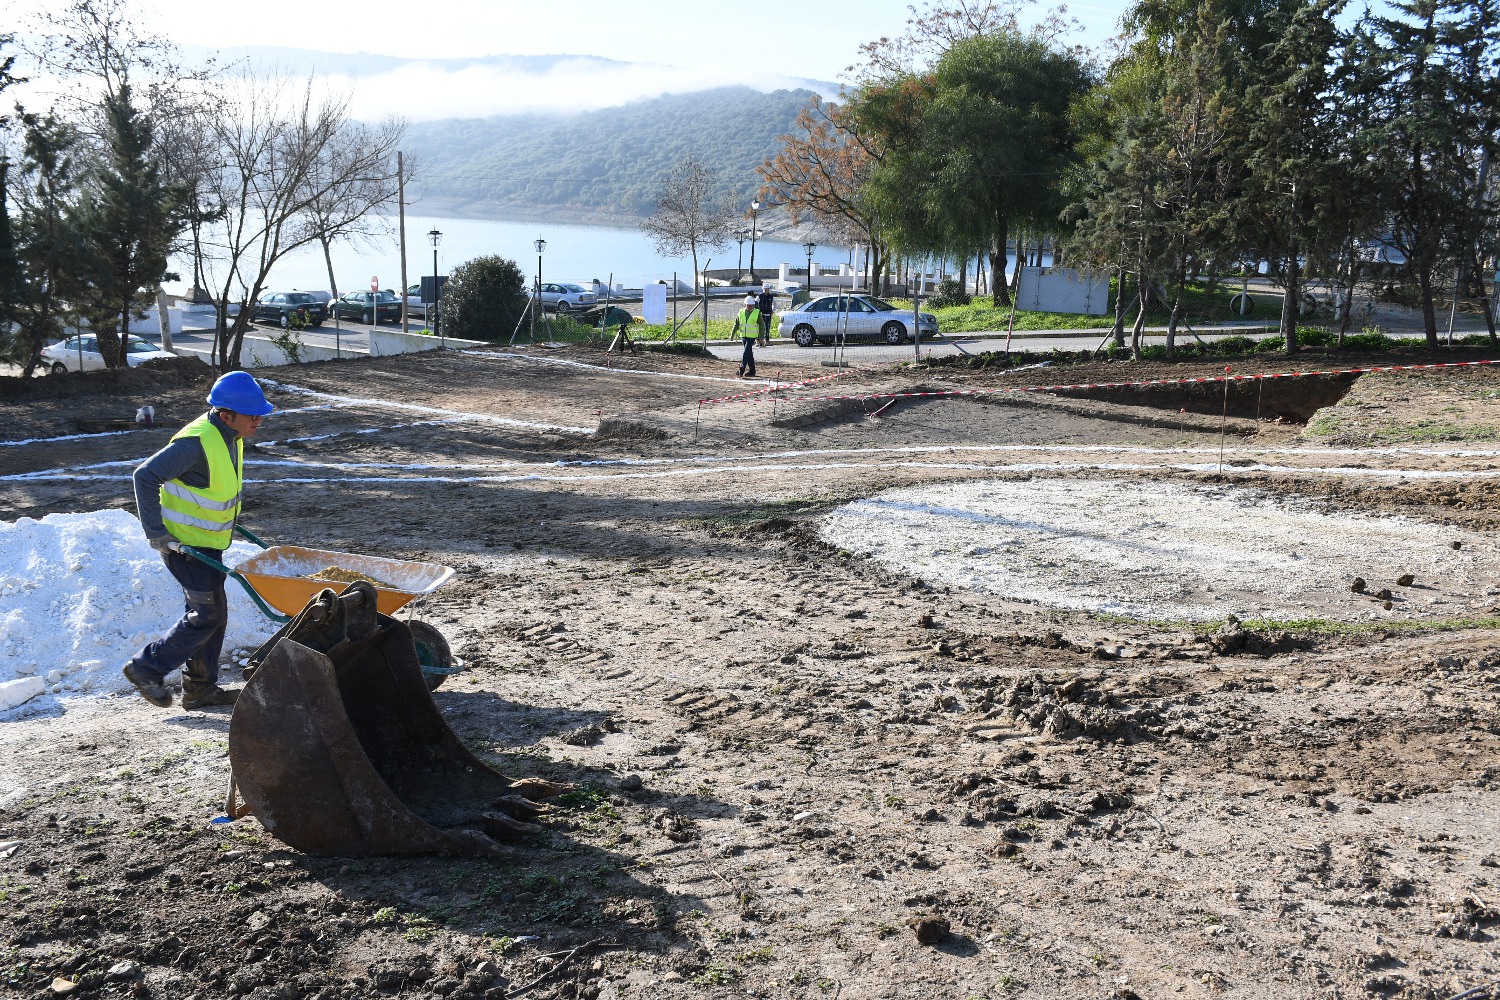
[
  {"xmin": 847, "ymin": 0, "xmax": 1084, "ymax": 84},
  {"xmin": 303, "ymin": 131, "xmax": 408, "ymax": 309},
  {"xmin": 759, "ymin": 96, "xmax": 888, "ymax": 293},
  {"xmin": 640, "ymin": 157, "xmax": 733, "ymax": 295},
  {"xmin": 195, "ymin": 71, "xmax": 404, "ymax": 369}
]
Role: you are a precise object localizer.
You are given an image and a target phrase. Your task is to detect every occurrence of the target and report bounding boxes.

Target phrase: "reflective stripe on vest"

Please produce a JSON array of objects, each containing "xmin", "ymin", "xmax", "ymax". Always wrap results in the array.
[{"xmin": 160, "ymin": 414, "xmax": 243, "ymax": 550}]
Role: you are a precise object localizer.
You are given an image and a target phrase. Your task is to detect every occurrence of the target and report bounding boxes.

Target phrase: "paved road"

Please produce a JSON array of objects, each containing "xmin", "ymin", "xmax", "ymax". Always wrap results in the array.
[{"xmin": 173, "ymin": 321, "xmax": 387, "ymax": 358}]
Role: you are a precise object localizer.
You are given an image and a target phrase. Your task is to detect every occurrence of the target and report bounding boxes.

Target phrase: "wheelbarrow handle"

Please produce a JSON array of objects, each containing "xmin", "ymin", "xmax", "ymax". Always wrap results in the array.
[
  {"xmin": 179, "ymin": 545, "xmax": 292, "ymax": 624},
  {"xmin": 234, "ymin": 524, "xmax": 271, "ymax": 549}
]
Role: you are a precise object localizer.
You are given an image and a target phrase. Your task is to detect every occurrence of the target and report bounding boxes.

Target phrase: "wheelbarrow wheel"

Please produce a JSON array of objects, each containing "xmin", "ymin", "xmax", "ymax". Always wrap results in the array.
[{"xmin": 408, "ymin": 619, "xmax": 454, "ymax": 691}]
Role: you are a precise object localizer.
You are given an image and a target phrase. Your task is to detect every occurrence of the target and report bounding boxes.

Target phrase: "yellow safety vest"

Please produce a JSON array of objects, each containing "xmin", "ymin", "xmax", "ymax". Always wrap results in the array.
[
  {"xmin": 160, "ymin": 414, "xmax": 242, "ymax": 550},
  {"xmin": 736, "ymin": 307, "xmax": 759, "ymax": 337}
]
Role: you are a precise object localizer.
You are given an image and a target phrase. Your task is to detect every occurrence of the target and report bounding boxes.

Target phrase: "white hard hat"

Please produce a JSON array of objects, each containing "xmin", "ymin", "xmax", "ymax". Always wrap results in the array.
[{"xmin": 745, "ymin": 295, "xmax": 757, "ymax": 305}]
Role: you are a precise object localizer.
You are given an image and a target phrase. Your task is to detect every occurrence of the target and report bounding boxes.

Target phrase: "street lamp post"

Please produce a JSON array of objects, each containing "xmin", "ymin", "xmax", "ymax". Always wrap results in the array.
[
  {"xmin": 803, "ymin": 241, "xmax": 816, "ymax": 299},
  {"xmin": 748, "ymin": 199, "xmax": 761, "ymax": 283},
  {"xmin": 735, "ymin": 228, "xmax": 748, "ymax": 276},
  {"xmin": 428, "ymin": 228, "xmax": 442, "ymax": 347},
  {"xmin": 533, "ymin": 238, "xmax": 546, "ymax": 340}
]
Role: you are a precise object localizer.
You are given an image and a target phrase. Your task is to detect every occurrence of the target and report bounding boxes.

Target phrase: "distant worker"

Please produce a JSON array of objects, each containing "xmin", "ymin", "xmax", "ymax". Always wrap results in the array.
[
  {"xmin": 756, "ymin": 287, "xmax": 775, "ymax": 346},
  {"xmin": 732, "ymin": 294, "xmax": 760, "ymax": 378},
  {"xmin": 121, "ymin": 371, "xmax": 275, "ymax": 710}
]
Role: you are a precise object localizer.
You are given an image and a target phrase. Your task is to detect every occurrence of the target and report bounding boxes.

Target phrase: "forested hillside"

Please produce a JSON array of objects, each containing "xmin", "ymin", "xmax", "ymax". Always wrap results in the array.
[{"xmin": 404, "ymin": 87, "xmax": 818, "ymax": 220}]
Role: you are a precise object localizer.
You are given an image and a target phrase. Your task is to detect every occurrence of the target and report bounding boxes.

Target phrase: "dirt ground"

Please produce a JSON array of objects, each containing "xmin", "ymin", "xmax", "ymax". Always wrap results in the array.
[{"xmin": 3, "ymin": 343, "xmax": 1500, "ymax": 1000}]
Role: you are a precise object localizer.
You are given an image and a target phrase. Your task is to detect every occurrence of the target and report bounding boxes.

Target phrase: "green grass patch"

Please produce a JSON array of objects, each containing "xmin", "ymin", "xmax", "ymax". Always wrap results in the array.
[
  {"xmin": 1091, "ymin": 611, "xmax": 1500, "ymax": 635},
  {"xmin": 893, "ymin": 277, "xmax": 1257, "ymax": 333},
  {"xmin": 1305, "ymin": 409, "xmax": 1500, "ymax": 445},
  {"xmin": 684, "ymin": 496, "xmax": 842, "ymax": 536},
  {"xmin": 1234, "ymin": 615, "xmax": 1500, "ymax": 636},
  {"xmin": 553, "ymin": 786, "xmax": 611, "ymax": 811},
  {"xmin": 921, "ymin": 300, "xmax": 1113, "ymax": 332},
  {"xmin": 1364, "ymin": 420, "xmax": 1500, "ymax": 444},
  {"xmin": 693, "ymin": 961, "xmax": 741, "ymax": 986}
]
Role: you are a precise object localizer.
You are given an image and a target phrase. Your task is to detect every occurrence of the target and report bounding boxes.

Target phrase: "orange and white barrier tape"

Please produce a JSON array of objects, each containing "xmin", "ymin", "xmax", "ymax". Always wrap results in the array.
[{"xmin": 698, "ymin": 368, "xmax": 854, "ymax": 405}]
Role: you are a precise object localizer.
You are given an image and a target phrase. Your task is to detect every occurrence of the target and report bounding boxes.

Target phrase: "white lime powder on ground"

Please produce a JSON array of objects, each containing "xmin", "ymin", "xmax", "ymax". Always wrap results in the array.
[{"xmin": 820, "ymin": 478, "xmax": 1495, "ymax": 621}]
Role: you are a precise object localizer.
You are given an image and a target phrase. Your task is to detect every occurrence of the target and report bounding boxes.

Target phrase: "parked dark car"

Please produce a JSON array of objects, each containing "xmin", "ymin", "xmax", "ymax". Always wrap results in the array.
[
  {"xmin": 332, "ymin": 290, "xmax": 403, "ymax": 325},
  {"xmin": 252, "ymin": 291, "xmax": 327, "ymax": 328}
]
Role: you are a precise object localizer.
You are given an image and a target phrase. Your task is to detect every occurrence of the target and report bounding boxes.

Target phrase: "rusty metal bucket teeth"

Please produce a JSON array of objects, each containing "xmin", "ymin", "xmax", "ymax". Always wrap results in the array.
[{"xmin": 227, "ymin": 581, "xmax": 563, "ymax": 858}]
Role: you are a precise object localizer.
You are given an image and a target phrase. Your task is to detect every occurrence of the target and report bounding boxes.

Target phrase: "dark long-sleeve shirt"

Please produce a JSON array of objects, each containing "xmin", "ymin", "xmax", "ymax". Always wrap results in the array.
[{"xmin": 132, "ymin": 411, "xmax": 240, "ymax": 541}]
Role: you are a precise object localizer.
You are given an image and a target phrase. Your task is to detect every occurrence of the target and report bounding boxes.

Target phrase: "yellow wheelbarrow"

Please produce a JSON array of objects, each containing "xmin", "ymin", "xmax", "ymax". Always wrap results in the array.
[{"xmin": 181, "ymin": 526, "xmax": 461, "ymax": 690}]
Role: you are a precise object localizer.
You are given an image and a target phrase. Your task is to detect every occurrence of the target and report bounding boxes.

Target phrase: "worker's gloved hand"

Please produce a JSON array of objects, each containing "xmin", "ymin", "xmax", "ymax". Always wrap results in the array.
[{"xmin": 148, "ymin": 535, "xmax": 183, "ymax": 554}]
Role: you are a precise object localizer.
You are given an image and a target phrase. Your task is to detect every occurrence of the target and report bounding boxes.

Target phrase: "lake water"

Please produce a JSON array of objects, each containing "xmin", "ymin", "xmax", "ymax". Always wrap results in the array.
[{"xmin": 173, "ymin": 215, "xmax": 853, "ymax": 299}]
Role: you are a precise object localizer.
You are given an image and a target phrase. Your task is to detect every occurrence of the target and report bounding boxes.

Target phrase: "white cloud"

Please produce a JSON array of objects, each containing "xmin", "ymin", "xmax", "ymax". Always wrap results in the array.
[{"xmin": 342, "ymin": 58, "xmax": 836, "ymax": 121}]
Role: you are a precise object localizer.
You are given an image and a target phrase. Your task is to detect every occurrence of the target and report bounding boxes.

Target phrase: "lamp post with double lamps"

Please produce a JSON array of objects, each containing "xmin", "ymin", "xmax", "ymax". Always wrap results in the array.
[
  {"xmin": 803, "ymin": 240, "xmax": 816, "ymax": 300},
  {"xmin": 735, "ymin": 228, "xmax": 748, "ymax": 277},
  {"xmin": 748, "ymin": 199, "xmax": 760, "ymax": 283},
  {"xmin": 427, "ymin": 228, "xmax": 442, "ymax": 346},
  {"xmin": 532, "ymin": 238, "xmax": 546, "ymax": 340}
]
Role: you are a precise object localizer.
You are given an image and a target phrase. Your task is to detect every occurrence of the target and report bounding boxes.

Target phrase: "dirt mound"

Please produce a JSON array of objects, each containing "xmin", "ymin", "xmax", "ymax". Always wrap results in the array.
[
  {"xmin": 0, "ymin": 357, "xmax": 212, "ymax": 404},
  {"xmin": 977, "ymin": 671, "xmax": 1158, "ymax": 741}
]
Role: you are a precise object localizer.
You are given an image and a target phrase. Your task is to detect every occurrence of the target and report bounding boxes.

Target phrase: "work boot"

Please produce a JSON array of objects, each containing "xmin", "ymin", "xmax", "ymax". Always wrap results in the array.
[
  {"xmin": 181, "ymin": 685, "xmax": 239, "ymax": 710},
  {"xmin": 122, "ymin": 664, "xmax": 174, "ymax": 708}
]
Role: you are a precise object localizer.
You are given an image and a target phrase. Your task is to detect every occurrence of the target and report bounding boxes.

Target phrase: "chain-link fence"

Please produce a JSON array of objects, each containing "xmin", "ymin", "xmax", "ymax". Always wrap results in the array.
[{"xmin": 509, "ymin": 265, "xmax": 1497, "ymax": 372}]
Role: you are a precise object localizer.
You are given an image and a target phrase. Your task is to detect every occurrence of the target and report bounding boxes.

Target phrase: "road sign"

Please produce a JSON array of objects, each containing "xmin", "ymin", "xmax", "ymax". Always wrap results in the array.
[{"xmin": 370, "ymin": 276, "xmax": 379, "ymax": 292}]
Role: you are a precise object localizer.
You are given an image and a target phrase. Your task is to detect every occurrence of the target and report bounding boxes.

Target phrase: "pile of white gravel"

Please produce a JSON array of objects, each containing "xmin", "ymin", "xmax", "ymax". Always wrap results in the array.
[
  {"xmin": 0, "ymin": 509, "xmax": 273, "ymax": 714},
  {"xmin": 820, "ymin": 478, "xmax": 1495, "ymax": 621}
]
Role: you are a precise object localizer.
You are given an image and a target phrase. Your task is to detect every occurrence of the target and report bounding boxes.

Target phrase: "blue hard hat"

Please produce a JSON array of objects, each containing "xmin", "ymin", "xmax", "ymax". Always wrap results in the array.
[{"xmin": 207, "ymin": 371, "xmax": 274, "ymax": 416}]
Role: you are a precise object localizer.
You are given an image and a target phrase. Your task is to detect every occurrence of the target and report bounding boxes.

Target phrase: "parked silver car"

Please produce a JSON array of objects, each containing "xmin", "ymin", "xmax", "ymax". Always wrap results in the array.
[
  {"xmin": 41, "ymin": 334, "xmax": 177, "ymax": 374},
  {"xmin": 777, "ymin": 294, "xmax": 939, "ymax": 347},
  {"xmin": 533, "ymin": 282, "xmax": 596, "ymax": 313}
]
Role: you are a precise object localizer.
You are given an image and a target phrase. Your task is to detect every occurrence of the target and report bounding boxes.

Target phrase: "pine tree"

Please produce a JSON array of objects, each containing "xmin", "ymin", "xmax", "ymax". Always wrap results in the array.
[
  {"xmin": 1360, "ymin": 0, "xmax": 1500, "ymax": 344},
  {"xmin": 12, "ymin": 112, "xmax": 97, "ymax": 376},
  {"xmin": 75, "ymin": 81, "xmax": 186, "ymax": 367},
  {"xmin": 0, "ymin": 34, "xmax": 25, "ymax": 345},
  {"xmin": 1238, "ymin": 0, "xmax": 1347, "ymax": 352},
  {"xmin": 0, "ymin": 158, "xmax": 20, "ymax": 356}
]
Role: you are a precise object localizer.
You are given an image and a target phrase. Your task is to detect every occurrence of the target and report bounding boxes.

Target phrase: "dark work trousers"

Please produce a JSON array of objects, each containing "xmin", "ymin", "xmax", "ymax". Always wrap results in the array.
[
  {"xmin": 126, "ymin": 547, "xmax": 229, "ymax": 689},
  {"xmin": 757, "ymin": 312, "xmax": 772, "ymax": 344},
  {"xmin": 738, "ymin": 337, "xmax": 757, "ymax": 377}
]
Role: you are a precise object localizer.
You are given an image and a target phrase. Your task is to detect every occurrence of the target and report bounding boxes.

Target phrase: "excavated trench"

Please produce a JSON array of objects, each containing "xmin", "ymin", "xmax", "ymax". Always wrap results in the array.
[{"xmin": 1052, "ymin": 371, "xmax": 1361, "ymax": 422}]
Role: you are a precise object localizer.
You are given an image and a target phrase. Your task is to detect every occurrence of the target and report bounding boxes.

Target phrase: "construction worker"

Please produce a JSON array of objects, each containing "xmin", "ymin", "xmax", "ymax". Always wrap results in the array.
[
  {"xmin": 756, "ymin": 286, "xmax": 775, "ymax": 346},
  {"xmin": 121, "ymin": 371, "xmax": 274, "ymax": 710},
  {"xmin": 731, "ymin": 294, "xmax": 760, "ymax": 378}
]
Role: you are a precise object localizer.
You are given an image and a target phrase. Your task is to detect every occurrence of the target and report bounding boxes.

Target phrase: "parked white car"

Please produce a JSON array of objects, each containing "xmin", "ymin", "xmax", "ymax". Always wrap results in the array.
[
  {"xmin": 41, "ymin": 334, "xmax": 177, "ymax": 374},
  {"xmin": 404, "ymin": 284, "xmax": 428, "ymax": 320},
  {"xmin": 776, "ymin": 294, "xmax": 939, "ymax": 347}
]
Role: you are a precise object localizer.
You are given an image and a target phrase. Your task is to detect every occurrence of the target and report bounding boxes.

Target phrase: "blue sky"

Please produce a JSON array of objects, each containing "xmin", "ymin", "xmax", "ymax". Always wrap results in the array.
[
  {"xmin": 12, "ymin": 0, "xmax": 1132, "ymax": 118},
  {"xmin": 90, "ymin": 0, "xmax": 1129, "ymax": 78}
]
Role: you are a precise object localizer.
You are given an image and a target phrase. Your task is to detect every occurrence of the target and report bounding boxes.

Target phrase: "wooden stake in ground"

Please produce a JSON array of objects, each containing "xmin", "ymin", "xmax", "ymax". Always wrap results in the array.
[{"xmin": 1219, "ymin": 364, "xmax": 1231, "ymax": 473}]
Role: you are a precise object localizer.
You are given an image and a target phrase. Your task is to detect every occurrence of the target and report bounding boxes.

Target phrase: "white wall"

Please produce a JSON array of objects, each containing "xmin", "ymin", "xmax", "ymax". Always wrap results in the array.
[
  {"xmin": 1015, "ymin": 267, "xmax": 1111, "ymax": 316},
  {"xmin": 171, "ymin": 328, "xmax": 487, "ymax": 368}
]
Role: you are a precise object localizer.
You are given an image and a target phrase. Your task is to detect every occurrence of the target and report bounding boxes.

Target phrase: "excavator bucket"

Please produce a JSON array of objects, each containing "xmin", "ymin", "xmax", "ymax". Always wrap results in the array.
[{"xmin": 227, "ymin": 582, "xmax": 566, "ymax": 858}]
